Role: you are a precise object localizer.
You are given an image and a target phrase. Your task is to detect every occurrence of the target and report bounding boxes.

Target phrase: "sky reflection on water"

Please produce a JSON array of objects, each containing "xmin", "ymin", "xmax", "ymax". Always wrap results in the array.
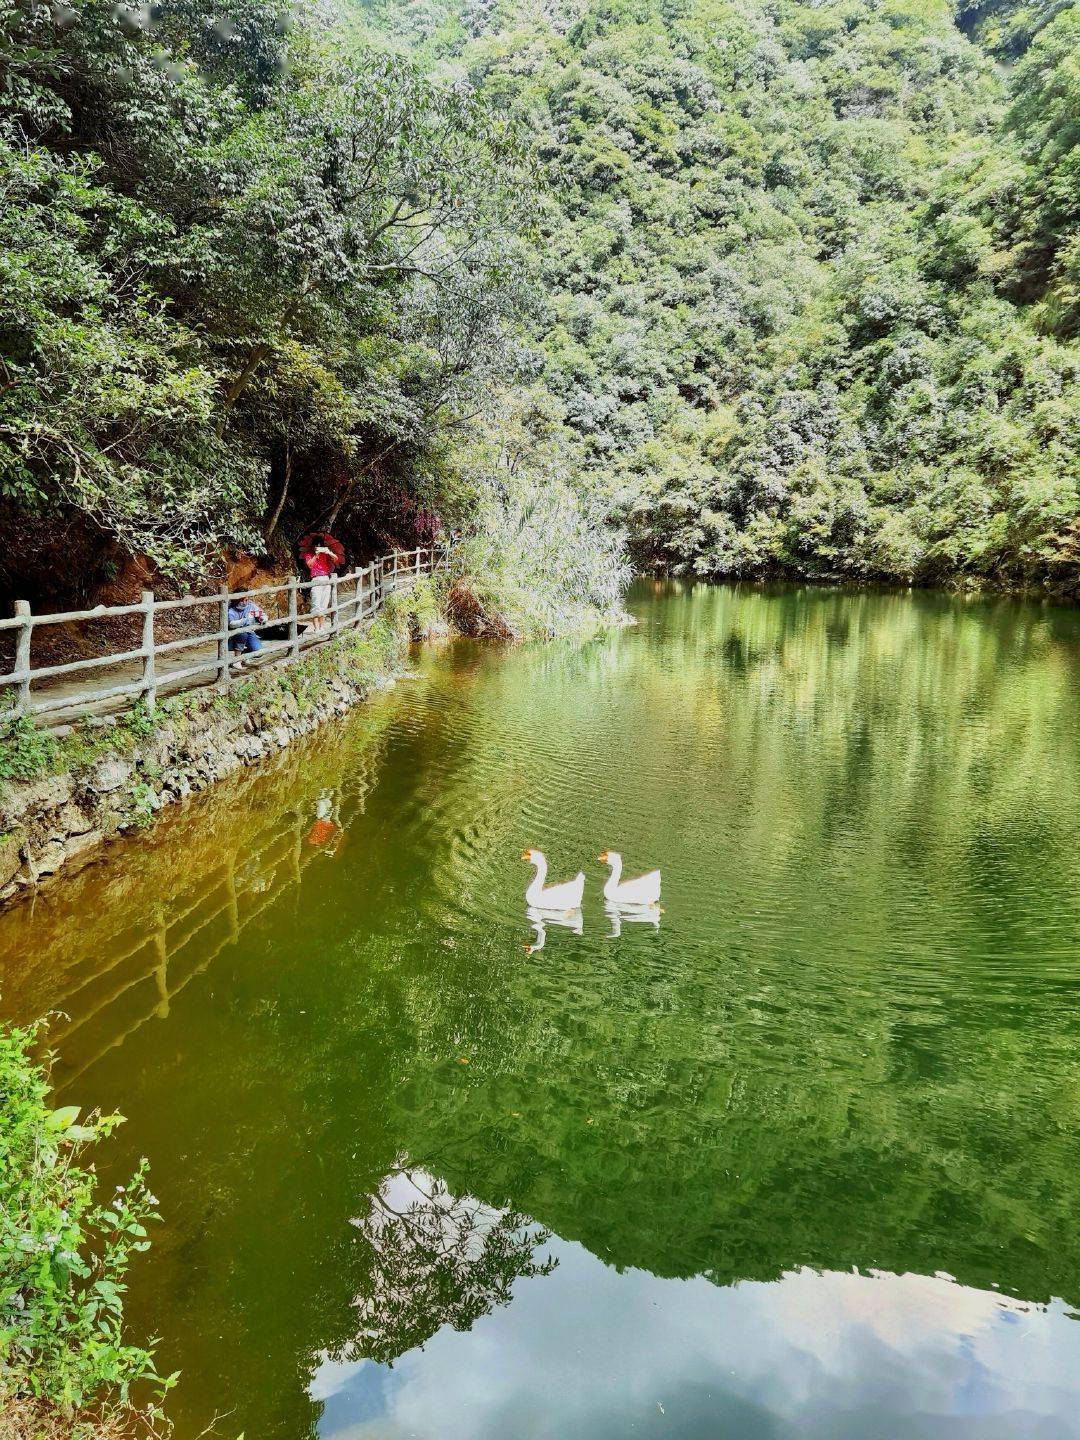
[{"xmin": 314, "ymin": 1240, "xmax": 1080, "ymax": 1440}]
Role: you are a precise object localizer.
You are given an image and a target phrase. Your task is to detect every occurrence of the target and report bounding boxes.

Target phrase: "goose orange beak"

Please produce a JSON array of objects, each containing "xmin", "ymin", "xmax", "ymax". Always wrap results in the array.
[
  {"xmin": 521, "ymin": 849, "xmax": 532, "ymax": 861},
  {"xmin": 598, "ymin": 850, "xmax": 609, "ymax": 863}
]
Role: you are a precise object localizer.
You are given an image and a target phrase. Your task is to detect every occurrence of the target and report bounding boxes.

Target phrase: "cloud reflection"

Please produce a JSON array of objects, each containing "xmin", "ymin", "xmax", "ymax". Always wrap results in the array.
[{"xmin": 313, "ymin": 1242, "xmax": 1080, "ymax": 1440}]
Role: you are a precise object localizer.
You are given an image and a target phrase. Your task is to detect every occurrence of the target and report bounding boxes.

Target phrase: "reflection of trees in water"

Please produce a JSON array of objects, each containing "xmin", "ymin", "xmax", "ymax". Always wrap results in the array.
[
  {"xmin": 387, "ymin": 972, "xmax": 1080, "ymax": 1316},
  {"xmin": 343, "ymin": 1168, "xmax": 555, "ymax": 1367},
  {"xmin": 538, "ymin": 583, "xmax": 1080, "ymax": 861},
  {"xmin": 411, "ymin": 585, "xmax": 1080, "ymax": 978},
  {"xmin": 345, "ymin": 588, "xmax": 1080, "ymax": 1314},
  {"xmin": 373, "ymin": 588, "xmax": 1080, "ymax": 1301}
]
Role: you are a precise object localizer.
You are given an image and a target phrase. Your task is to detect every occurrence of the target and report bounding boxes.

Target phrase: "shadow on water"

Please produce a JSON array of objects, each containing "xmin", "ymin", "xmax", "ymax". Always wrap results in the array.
[{"xmin": 1, "ymin": 582, "xmax": 1080, "ymax": 1438}]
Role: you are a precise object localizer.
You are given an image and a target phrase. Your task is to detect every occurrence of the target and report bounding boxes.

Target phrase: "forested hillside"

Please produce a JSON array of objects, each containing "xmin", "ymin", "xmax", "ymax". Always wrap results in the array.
[
  {"xmin": 0, "ymin": 0, "xmax": 1076, "ymax": 614},
  {"xmin": 348, "ymin": 0, "xmax": 1079, "ymax": 592},
  {"xmin": 0, "ymin": 0, "xmax": 624, "ymax": 629}
]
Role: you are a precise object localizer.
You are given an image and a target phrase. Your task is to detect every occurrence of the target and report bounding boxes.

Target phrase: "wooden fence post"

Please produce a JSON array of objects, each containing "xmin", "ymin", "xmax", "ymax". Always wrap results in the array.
[
  {"xmin": 141, "ymin": 590, "xmax": 156, "ymax": 711},
  {"xmin": 217, "ymin": 586, "xmax": 231, "ymax": 688},
  {"xmin": 345, "ymin": 569, "xmax": 357, "ymax": 630},
  {"xmin": 287, "ymin": 577, "xmax": 299, "ymax": 660},
  {"xmin": 14, "ymin": 600, "xmax": 31, "ymax": 715}
]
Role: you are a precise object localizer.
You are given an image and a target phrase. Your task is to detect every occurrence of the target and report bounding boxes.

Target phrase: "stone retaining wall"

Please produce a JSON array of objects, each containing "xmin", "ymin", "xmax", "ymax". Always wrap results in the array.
[{"xmin": 0, "ymin": 665, "xmax": 396, "ymax": 906}]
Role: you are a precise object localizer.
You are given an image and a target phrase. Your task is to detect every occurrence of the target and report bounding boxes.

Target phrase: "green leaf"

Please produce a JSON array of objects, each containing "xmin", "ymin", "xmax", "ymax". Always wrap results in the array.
[{"xmin": 47, "ymin": 1106, "xmax": 81, "ymax": 1131}]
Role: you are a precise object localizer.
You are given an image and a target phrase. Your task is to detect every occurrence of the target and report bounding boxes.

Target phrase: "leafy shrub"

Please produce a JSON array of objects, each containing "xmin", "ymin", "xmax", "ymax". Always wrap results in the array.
[
  {"xmin": 0, "ymin": 713, "xmax": 61, "ymax": 784},
  {"xmin": 447, "ymin": 397, "xmax": 631, "ymax": 637},
  {"xmin": 0, "ymin": 1023, "xmax": 174, "ymax": 1433},
  {"xmin": 455, "ymin": 480, "xmax": 630, "ymax": 637},
  {"xmin": 382, "ymin": 574, "xmax": 445, "ymax": 641}
]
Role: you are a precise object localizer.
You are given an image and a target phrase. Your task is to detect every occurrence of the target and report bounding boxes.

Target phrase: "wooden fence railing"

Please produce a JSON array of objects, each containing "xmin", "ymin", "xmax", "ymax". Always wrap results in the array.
[{"xmin": 0, "ymin": 544, "xmax": 448, "ymax": 726}]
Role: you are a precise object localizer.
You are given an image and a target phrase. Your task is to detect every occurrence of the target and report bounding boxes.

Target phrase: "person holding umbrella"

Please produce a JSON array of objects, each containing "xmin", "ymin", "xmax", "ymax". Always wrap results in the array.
[{"xmin": 299, "ymin": 531, "xmax": 345, "ymax": 632}]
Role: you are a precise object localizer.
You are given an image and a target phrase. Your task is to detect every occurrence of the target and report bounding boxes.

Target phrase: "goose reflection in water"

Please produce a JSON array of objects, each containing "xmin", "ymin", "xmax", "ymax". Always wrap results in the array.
[
  {"xmin": 605, "ymin": 903, "xmax": 662, "ymax": 939},
  {"xmin": 523, "ymin": 906, "xmax": 583, "ymax": 953}
]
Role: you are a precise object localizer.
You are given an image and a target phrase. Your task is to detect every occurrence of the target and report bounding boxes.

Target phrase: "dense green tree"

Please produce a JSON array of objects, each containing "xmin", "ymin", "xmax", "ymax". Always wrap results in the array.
[
  {"xmin": 1, "ymin": 0, "xmax": 1075, "ymax": 608},
  {"xmin": 0, "ymin": 0, "xmax": 537, "ymax": 595},
  {"xmin": 348, "ymin": 0, "xmax": 1079, "ymax": 594}
]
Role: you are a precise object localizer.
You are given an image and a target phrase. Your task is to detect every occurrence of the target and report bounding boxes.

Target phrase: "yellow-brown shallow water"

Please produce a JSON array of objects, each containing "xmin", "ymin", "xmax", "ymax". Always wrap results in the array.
[{"xmin": 2, "ymin": 581, "xmax": 1080, "ymax": 1439}]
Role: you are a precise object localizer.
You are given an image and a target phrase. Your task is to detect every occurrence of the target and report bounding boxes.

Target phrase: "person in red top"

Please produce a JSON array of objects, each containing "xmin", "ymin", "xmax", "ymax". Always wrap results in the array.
[{"xmin": 299, "ymin": 533, "xmax": 344, "ymax": 632}]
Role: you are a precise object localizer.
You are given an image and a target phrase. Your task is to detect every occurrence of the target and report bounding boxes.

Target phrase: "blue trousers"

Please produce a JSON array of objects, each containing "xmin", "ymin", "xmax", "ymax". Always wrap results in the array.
[{"xmin": 228, "ymin": 630, "xmax": 262, "ymax": 654}]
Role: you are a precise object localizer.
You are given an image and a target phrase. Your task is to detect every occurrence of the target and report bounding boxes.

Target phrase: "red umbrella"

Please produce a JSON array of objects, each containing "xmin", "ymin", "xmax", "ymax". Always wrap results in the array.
[{"xmin": 299, "ymin": 532, "xmax": 345, "ymax": 567}]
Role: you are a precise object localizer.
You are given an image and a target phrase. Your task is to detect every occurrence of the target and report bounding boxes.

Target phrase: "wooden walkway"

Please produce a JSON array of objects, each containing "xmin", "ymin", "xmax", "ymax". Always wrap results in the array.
[{"xmin": 1, "ymin": 546, "xmax": 445, "ymax": 728}]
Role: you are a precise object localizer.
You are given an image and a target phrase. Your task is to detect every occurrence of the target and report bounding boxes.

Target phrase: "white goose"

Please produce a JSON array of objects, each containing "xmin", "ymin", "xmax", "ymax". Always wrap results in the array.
[
  {"xmin": 599, "ymin": 850, "xmax": 662, "ymax": 907},
  {"xmin": 522, "ymin": 849, "xmax": 585, "ymax": 911}
]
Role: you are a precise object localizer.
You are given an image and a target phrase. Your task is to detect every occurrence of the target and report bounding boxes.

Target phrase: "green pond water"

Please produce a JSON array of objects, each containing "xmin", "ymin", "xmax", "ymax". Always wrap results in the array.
[{"xmin": 3, "ymin": 581, "xmax": 1080, "ymax": 1440}]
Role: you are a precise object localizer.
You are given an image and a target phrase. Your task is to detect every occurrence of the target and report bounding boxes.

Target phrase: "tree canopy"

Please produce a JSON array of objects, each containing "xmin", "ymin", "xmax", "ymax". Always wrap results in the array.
[
  {"xmin": 0, "ymin": 0, "xmax": 538, "ymax": 600},
  {"xmin": 349, "ymin": 0, "xmax": 1080, "ymax": 593},
  {"xmin": 0, "ymin": 0, "xmax": 1076, "ymax": 608}
]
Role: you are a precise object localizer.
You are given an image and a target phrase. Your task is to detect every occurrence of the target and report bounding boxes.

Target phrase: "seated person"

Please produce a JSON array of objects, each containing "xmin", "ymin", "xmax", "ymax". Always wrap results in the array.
[{"xmin": 227, "ymin": 596, "xmax": 267, "ymax": 656}]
